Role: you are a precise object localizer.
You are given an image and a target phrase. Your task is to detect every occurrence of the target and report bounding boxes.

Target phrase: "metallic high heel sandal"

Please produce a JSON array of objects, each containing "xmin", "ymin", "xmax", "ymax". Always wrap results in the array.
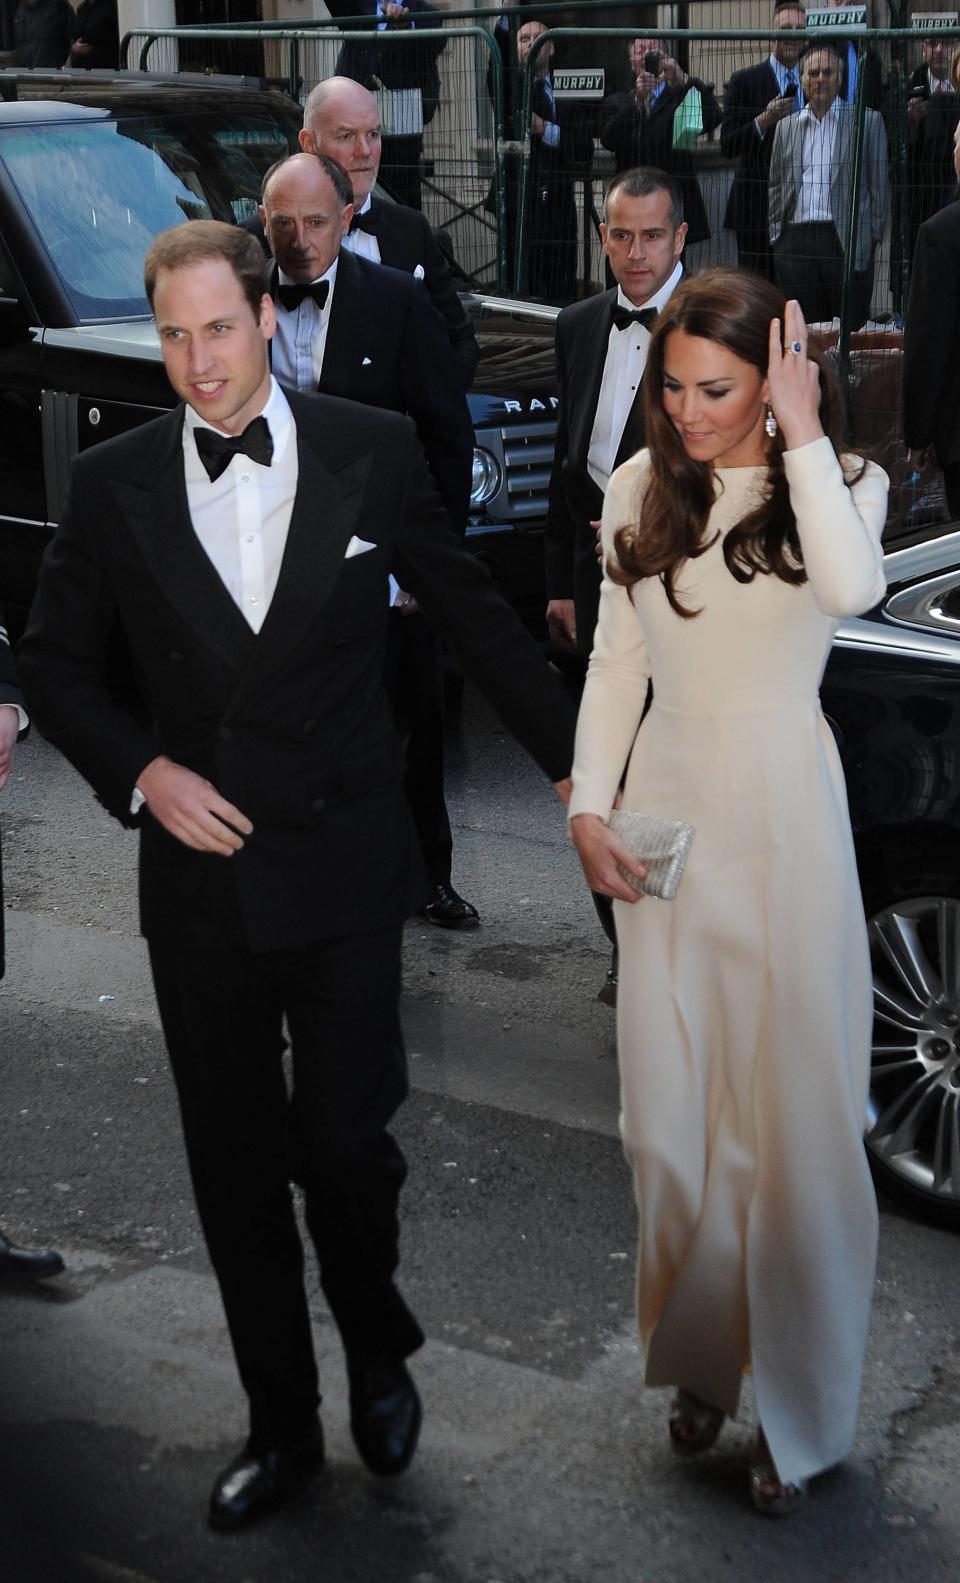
[
  {"xmin": 749, "ymin": 1433, "xmax": 807, "ymax": 1516},
  {"xmin": 668, "ymin": 1389, "xmax": 726, "ymax": 1456}
]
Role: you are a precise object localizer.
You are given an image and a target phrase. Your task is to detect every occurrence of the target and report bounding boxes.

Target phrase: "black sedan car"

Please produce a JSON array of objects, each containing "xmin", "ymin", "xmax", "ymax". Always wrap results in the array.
[{"xmin": 0, "ymin": 70, "xmax": 958, "ymax": 1227}]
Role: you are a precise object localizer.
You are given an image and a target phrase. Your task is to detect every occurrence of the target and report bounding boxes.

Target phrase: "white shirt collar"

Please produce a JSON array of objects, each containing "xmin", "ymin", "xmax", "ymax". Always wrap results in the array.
[
  {"xmin": 357, "ymin": 193, "xmax": 373, "ymax": 215},
  {"xmin": 184, "ymin": 375, "xmax": 294, "ymax": 467},
  {"xmin": 616, "ymin": 259, "xmax": 682, "ymax": 317},
  {"xmin": 799, "ymin": 98, "xmax": 842, "ymax": 126}
]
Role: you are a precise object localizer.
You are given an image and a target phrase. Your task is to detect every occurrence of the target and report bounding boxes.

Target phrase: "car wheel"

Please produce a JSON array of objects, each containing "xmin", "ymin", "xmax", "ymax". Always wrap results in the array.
[{"xmin": 865, "ymin": 871, "xmax": 960, "ymax": 1228}]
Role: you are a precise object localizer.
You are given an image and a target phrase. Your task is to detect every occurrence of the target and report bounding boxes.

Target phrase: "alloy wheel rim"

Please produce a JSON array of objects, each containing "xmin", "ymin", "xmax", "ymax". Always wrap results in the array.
[{"xmin": 868, "ymin": 895, "xmax": 960, "ymax": 1205}]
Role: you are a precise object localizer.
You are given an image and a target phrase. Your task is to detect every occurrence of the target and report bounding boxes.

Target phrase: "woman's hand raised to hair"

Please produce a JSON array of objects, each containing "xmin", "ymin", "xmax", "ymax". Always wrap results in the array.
[{"xmin": 766, "ymin": 300, "xmax": 825, "ymax": 452}]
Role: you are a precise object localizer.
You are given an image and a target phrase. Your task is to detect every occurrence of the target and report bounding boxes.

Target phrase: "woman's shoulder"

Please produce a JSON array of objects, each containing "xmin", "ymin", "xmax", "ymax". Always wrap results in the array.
[{"xmin": 608, "ymin": 448, "xmax": 652, "ymax": 499}]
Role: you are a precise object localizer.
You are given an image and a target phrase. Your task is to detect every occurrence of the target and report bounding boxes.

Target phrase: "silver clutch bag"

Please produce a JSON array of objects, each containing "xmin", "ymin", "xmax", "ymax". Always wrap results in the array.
[{"xmin": 607, "ymin": 810, "xmax": 695, "ymax": 901}]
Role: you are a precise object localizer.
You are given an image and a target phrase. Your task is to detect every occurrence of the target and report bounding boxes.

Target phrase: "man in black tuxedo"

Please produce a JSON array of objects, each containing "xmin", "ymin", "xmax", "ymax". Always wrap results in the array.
[
  {"xmin": 904, "ymin": 128, "xmax": 960, "ymax": 519},
  {"xmin": 0, "ymin": 607, "xmax": 64, "ymax": 1282},
  {"xmin": 329, "ymin": 0, "xmax": 445, "ymax": 213},
  {"xmin": 300, "ymin": 75, "xmax": 479, "ymax": 388},
  {"xmin": 19, "ymin": 221, "xmax": 577, "ymax": 1531},
  {"xmin": 545, "ymin": 167, "xmax": 687, "ymax": 659},
  {"xmin": 601, "ymin": 35, "xmax": 720, "ymax": 250},
  {"xmin": 720, "ymin": 2, "xmax": 806, "ymax": 278},
  {"xmin": 262, "ymin": 151, "xmax": 476, "ymax": 929}
]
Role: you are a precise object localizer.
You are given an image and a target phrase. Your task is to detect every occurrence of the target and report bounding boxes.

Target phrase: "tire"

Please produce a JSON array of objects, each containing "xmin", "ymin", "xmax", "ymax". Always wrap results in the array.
[{"xmin": 863, "ymin": 862, "xmax": 960, "ymax": 1230}]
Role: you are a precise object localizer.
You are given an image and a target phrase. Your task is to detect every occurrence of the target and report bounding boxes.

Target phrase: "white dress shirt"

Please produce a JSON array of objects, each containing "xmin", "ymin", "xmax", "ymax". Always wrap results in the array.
[
  {"xmin": 182, "ymin": 377, "xmax": 298, "ymax": 635},
  {"xmin": 342, "ymin": 194, "xmax": 382, "ymax": 264},
  {"xmin": 794, "ymin": 101, "xmax": 841, "ymax": 226},
  {"xmin": 270, "ymin": 257, "xmax": 339, "ymax": 392},
  {"xmin": 587, "ymin": 262, "xmax": 682, "ymax": 492}
]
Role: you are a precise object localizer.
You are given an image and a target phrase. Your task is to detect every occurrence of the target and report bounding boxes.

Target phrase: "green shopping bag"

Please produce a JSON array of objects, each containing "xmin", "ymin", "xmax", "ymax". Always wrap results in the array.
[{"xmin": 672, "ymin": 85, "xmax": 704, "ymax": 151}]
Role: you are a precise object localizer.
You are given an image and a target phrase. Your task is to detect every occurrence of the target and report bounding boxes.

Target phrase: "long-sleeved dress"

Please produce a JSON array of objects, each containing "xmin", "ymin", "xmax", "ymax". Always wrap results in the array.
[{"xmin": 569, "ymin": 437, "xmax": 889, "ymax": 1487}]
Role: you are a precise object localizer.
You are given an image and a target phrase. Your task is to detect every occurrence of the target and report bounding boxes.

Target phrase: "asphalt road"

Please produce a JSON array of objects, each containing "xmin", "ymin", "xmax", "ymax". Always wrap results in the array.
[{"xmin": 2, "ymin": 687, "xmax": 960, "ymax": 1583}]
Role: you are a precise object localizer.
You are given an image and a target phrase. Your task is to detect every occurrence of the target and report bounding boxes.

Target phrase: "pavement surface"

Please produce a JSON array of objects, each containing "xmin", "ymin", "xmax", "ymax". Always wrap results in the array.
[{"xmin": 2, "ymin": 689, "xmax": 960, "ymax": 1583}]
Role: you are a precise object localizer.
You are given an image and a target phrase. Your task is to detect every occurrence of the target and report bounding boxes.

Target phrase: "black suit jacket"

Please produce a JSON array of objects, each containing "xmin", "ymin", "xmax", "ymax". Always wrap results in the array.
[
  {"xmin": 903, "ymin": 199, "xmax": 960, "ymax": 468},
  {"xmin": 0, "ymin": 604, "xmax": 26, "ymax": 980},
  {"xmin": 19, "ymin": 393, "xmax": 576, "ymax": 953},
  {"xmin": 601, "ymin": 79, "xmax": 720, "ymax": 246},
  {"xmin": 246, "ymin": 205, "xmax": 479, "ymax": 388},
  {"xmin": 332, "ymin": 0, "xmax": 444, "ymax": 124},
  {"xmin": 545, "ymin": 288, "xmax": 654, "ymax": 652},
  {"xmin": 721, "ymin": 59, "xmax": 789, "ymax": 244},
  {"xmin": 272, "ymin": 249, "xmax": 472, "ymax": 533}
]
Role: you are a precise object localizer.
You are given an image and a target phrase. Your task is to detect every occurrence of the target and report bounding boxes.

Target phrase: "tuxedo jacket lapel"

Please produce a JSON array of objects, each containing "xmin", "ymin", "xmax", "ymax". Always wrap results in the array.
[
  {"xmin": 569, "ymin": 290, "xmax": 615, "ymax": 468},
  {"xmin": 111, "ymin": 409, "xmax": 255, "ymax": 670}
]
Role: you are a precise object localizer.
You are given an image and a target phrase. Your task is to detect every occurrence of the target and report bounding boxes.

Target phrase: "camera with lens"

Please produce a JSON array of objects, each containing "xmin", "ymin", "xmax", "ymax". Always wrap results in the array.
[{"xmin": 643, "ymin": 50, "xmax": 662, "ymax": 76}]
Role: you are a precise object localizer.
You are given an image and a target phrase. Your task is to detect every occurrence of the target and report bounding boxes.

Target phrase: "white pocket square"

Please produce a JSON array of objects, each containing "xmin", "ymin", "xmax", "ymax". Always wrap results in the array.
[
  {"xmin": 362, "ymin": 356, "xmax": 373, "ymax": 366},
  {"xmin": 345, "ymin": 535, "xmax": 377, "ymax": 559}
]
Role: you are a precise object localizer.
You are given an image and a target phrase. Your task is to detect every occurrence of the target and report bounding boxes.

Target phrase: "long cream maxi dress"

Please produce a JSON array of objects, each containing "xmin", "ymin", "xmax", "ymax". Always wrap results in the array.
[{"xmin": 569, "ymin": 437, "xmax": 889, "ymax": 1487}]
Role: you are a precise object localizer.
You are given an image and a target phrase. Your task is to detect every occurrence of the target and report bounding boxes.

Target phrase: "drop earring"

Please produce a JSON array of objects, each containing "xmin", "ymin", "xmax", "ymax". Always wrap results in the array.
[{"xmin": 764, "ymin": 403, "xmax": 777, "ymax": 439}]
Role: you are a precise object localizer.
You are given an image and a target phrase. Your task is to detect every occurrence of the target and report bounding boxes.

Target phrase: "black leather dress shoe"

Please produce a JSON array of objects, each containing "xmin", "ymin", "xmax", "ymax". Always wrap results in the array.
[
  {"xmin": 208, "ymin": 1421, "xmax": 325, "ymax": 1531},
  {"xmin": 348, "ymin": 1356, "xmax": 422, "ymax": 1476},
  {"xmin": 420, "ymin": 884, "xmax": 480, "ymax": 929},
  {"xmin": 0, "ymin": 1230, "xmax": 64, "ymax": 1279}
]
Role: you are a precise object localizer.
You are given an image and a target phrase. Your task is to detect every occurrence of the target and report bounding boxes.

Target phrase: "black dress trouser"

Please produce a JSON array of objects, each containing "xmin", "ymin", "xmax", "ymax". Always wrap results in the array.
[{"xmin": 149, "ymin": 924, "xmax": 424, "ymax": 1450}]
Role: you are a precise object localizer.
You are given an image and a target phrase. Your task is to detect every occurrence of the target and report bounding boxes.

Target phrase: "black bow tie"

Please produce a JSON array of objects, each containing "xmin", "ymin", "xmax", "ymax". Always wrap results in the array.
[
  {"xmin": 276, "ymin": 278, "xmax": 329, "ymax": 313},
  {"xmin": 194, "ymin": 415, "xmax": 274, "ymax": 483},
  {"xmin": 612, "ymin": 304, "xmax": 659, "ymax": 333},
  {"xmin": 349, "ymin": 208, "xmax": 379, "ymax": 235}
]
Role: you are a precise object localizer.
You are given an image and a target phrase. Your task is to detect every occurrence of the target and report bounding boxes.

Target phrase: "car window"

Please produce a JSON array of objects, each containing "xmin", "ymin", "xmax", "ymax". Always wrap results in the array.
[{"xmin": 0, "ymin": 110, "xmax": 297, "ymax": 319}]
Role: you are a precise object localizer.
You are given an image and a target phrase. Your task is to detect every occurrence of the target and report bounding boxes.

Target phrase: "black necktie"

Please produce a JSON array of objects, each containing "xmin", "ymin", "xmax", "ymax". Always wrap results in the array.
[
  {"xmin": 194, "ymin": 415, "xmax": 274, "ymax": 483},
  {"xmin": 276, "ymin": 278, "xmax": 329, "ymax": 313},
  {"xmin": 612, "ymin": 304, "xmax": 658, "ymax": 333},
  {"xmin": 349, "ymin": 208, "xmax": 380, "ymax": 235}
]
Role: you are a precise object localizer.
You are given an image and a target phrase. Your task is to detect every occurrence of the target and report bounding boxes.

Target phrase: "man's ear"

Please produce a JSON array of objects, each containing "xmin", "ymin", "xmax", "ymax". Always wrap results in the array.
[
  {"xmin": 341, "ymin": 203, "xmax": 355, "ymax": 237},
  {"xmin": 674, "ymin": 221, "xmax": 688, "ymax": 261},
  {"xmin": 299, "ymin": 127, "xmax": 317, "ymax": 154},
  {"xmin": 259, "ymin": 293, "xmax": 277, "ymax": 341},
  {"xmin": 599, "ymin": 221, "xmax": 609, "ymax": 256}
]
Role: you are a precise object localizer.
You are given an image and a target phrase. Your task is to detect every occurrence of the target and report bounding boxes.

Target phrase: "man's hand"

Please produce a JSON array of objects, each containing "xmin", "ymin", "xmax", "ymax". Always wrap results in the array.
[
  {"xmin": 757, "ymin": 94, "xmax": 797, "ymax": 134},
  {"xmin": 136, "ymin": 755, "xmax": 253, "ymax": 856},
  {"xmin": 570, "ymin": 812, "xmax": 646, "ymax": 902},
  {"xmin": 383, "ymin": 3, "xmax": 411, "ymax": 25},
  {"xmin": 592, "ymin": 518, "xmax": 604, "ymax": 565},
  {"xmin": 531, "ymin": 111, "xmax": 545, "ymax": 135},
  {"xmin": 546, "ymin": 597, "xmax": 577, "ymax": 649},
  {"xmin": 553, "ymin": 776, "xmax": 572, "ymax": 806},
  {"xmin": 0, "ymin": 705, "xmax": 19, "ymax": 793},
  {"xmin": 907, "ymin": 445, "xmax": 933, "ymax": 473},
  {"xmin": 907, "ymin": 95, "xmax": 927, "ymax": 126},
  {"xmin": 634, "ymin": 69, "xmax": 658, "ymax": 104}
]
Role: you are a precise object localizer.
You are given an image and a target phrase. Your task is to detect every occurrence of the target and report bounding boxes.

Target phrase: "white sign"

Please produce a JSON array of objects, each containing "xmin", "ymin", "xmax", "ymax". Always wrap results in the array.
[
  {"xmin": 911, "ymin": 12, "xmax": 959, "ymax": 27},
  {"xmin": 553, "ymin": 68, "xmax": 606, "ymax": 99},
  {"xmin": 806, "ymin": 6, "xmax": 867, "ymax": 29}
]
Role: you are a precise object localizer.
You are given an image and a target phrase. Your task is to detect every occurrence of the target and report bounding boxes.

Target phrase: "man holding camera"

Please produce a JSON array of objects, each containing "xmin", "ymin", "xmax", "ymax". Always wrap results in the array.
[
  {"xmin": 601, "ymin": 36, "xmax": 719, "ymax": 248},
  {"xmin": 720, "ymin": 2, "xmax": 806, "ymax": 279}
]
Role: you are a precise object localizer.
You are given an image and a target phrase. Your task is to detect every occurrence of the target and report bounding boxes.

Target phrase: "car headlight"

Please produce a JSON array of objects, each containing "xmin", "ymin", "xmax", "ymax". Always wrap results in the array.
[{"xmin": 470, "ymin": 447, "xmax": 501, "ymax": 508}]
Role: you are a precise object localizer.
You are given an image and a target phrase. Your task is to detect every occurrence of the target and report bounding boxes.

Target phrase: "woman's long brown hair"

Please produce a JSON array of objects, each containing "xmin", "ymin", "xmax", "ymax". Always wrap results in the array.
[{"xmin": 610, "ymin": 267, "xmax": 862, "ymax": 617}]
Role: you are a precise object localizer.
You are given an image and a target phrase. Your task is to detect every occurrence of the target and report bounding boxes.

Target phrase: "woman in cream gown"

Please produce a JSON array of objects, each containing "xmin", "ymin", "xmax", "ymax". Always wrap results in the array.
[{"xmin": 569, "ymin": 271, "xmax": 888, "ymax": 1512}]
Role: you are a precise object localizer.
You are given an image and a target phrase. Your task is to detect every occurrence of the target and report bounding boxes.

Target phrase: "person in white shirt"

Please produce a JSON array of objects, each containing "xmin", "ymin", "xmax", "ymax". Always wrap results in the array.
[{"xmin": 768, "ymin": 43, "xmax": 889, "ymax": 328}]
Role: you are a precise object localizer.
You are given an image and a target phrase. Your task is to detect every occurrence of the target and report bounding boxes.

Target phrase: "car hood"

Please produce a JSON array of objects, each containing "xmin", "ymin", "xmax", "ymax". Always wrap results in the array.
[{"xmin": 42, "ymin": 321, "xmax": 163, "ymax": 360}]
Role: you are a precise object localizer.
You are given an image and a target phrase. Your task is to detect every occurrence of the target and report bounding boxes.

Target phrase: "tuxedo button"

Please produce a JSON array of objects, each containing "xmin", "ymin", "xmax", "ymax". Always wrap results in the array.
[{"xmin": 311, "ymin": 796, "xmax": 326, "ymax": 814}]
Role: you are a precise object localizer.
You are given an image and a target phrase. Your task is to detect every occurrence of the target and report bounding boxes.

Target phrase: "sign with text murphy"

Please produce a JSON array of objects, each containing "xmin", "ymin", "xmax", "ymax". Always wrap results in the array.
[{"xmin": 553, "ymin": 68, "xmax": 606, "ymax": 99}]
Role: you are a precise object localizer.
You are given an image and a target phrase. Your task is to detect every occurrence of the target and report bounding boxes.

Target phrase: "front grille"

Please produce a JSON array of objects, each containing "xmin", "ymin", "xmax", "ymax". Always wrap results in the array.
[
  {"xmin": 501, "ymin": 419, "xmax": 557, "ymax": 521},
  {"xmin": 474, "ymin": 418, "xmax": 557, "ymax": 526}
]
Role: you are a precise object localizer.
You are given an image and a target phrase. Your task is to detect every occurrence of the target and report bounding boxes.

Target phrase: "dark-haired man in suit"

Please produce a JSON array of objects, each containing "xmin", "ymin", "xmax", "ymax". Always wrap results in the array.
[
  {"xmin": 545, "ymin": 166, "xmax": 686, "ymax": 659},
  {"xmin": 19, "ymin": 220, "xmax": 578, "ymax": 1532},
  {"xmin": 0, "ymin": 606, "xmax": 64, "ymax": 1282},
  {"xmin": 261, "ymin": 151, "xmax": 476, "ymax": 929},
  {"xmin": 906, "ymin": 33, "xmax": 959, "ymax": 256},
  {"xmin": 299, "ymin": 75, "xmax": 479, "ymax": 387},
  {"xmin": 720, "ymin": 2, "xmax": 806, "ymax": 278}
]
